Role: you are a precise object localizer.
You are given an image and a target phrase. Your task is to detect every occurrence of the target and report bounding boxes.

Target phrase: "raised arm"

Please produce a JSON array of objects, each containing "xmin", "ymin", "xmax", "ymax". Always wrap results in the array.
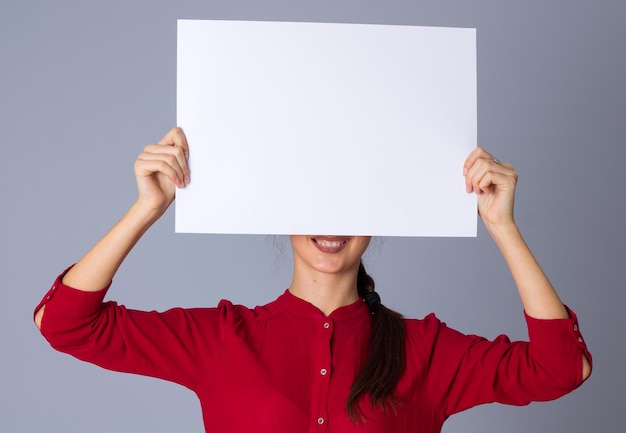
[
  {"xmin": 34, "ymin": 127, "xmax": 189, "ymax": 328},
  {"xmin": 463, "ymin": 147, "xmax": 591, "ymax": 380}
]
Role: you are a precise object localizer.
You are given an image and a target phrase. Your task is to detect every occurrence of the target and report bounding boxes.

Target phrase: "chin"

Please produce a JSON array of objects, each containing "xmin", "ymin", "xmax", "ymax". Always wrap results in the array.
[{"xmin": 290, "ymin": 235, "xmax": 371, "ymax": 275}]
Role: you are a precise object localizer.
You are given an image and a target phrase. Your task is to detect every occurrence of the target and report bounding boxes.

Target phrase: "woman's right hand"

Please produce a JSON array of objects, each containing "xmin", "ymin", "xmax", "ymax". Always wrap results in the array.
[{"xmin": 134, "ymin": 127, "xmax": 190, "ymax": 214}]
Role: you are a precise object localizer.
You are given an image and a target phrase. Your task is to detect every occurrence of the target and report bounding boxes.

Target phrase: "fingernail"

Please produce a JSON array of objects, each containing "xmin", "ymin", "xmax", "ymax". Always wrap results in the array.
[{"xmin": 184, "ymin": 175, "xmax": 190, "ymax": 184}]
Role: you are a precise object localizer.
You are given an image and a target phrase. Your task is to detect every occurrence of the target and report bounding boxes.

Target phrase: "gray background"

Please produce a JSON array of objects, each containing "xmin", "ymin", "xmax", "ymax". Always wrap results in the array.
[{"xmin": 1, "ymin": 0, "xmax": 624, "ymax": 432}]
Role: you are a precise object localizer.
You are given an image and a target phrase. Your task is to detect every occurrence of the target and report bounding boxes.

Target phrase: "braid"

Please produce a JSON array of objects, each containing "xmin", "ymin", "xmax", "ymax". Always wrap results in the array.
[{"xmin": 347, "ymin": 261, "xmax": 406, "ymax": 421}]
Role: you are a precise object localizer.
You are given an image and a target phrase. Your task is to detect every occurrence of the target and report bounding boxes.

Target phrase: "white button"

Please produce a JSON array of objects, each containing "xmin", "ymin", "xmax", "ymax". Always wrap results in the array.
[
  {"xmin": 320, "ymin": 368, "xmax": 328, "ymax": 376},
  {"xmin": 317, "ymin": 417, "xmax": 325, "ymax": 425},
  {"xmin": 578, "ymin": 337, "xmax": 583, "ymax": 343},
  {"xmin": 573, "ymin": 324, "xmax": 578, "ymax": 331},
  {"xmin": 323, "ymin": 322, "xmax": 330, "ymax": 329}
]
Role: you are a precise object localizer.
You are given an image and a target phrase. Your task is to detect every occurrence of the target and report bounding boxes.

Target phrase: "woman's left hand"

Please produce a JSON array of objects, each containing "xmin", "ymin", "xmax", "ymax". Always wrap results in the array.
[{"xmin": 463, "ymin": 147, "xmax": 518, "ymax": 231}]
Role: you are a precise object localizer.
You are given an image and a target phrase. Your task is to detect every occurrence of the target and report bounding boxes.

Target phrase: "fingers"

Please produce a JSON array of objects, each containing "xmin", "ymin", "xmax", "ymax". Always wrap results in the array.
[
  {"xmin": 134, "ymin": 127, "xmax": 190, "ymax": 189},
  {"xmin": 463, "ymin": 147, "xmax": 516, "ymax": 193},
  {"xmin": 150, "ymin": 127, "xmax": 190, "ymax": 185},
  {"xmin": 135, "ymin": 152, "xmax": 185, "ymax": 189},
  {"xmin": 158, "ymin": 126, "xmax": 189, "ymax": 160},
  {"xmin": 463, "ymin": 147, "xmax": 511, "ymax": 173}
]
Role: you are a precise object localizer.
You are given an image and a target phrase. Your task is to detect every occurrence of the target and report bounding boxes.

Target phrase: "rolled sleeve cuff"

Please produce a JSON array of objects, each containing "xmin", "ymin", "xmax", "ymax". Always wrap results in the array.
[
  {"xmin": 524, "ymin": 306, "xmax": 592, "ymax": 370},
  {"xmin": 34, "ymin": 265, "xmax": 111, "ymax": 321}
]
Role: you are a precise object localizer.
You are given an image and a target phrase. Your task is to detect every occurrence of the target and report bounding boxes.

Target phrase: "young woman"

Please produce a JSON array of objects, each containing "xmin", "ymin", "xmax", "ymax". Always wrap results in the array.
[{"xmin": 34, "ymin": 127, "xmax": 591, "ymax": 432}]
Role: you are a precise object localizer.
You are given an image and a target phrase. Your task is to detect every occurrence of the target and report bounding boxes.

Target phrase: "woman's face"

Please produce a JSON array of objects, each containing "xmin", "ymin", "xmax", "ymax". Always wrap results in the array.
[{"xmin": 290, "ymin": 235, "xmax": 371, "ymax": 275}]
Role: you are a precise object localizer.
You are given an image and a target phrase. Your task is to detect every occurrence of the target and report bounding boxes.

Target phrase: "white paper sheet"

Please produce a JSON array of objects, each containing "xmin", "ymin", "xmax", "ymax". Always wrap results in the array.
[{"xmin": 176, "ymin": 20, "xmax": 477, "ymax": 237}]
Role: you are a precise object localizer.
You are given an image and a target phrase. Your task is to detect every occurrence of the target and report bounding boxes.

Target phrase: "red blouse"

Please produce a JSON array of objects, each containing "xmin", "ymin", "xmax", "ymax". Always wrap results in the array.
[{"xmin": 36, "ymin": 268, "xmax": 591, "ymax": 433}]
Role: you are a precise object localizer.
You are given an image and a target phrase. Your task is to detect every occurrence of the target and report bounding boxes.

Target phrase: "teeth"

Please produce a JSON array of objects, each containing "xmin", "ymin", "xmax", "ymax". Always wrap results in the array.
[{"xmin": 317, "ymin": 240, "xmax": 343, "ymax": 248}]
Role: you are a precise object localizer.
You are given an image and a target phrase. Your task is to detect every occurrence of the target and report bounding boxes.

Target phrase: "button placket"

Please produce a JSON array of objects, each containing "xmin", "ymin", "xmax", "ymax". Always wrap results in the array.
[{"xmin": 313, "ymin": 319, "xmax": 333, "ymax": 431}]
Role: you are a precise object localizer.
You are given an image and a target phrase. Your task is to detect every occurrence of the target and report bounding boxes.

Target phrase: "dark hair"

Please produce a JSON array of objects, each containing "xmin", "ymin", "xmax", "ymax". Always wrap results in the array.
[{"xmin": 346, "ymin": 261, "xmax": 406, "ymax": 421}]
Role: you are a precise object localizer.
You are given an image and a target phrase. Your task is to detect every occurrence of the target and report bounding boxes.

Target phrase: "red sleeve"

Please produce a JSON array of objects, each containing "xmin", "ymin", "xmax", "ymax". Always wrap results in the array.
[
  {"xmin": 419, "ymin": 308, "xmax": 592, "ymax": 418},
  {"xmin": 35, "ymin": 266, "xmax": 232, "ymax": 391}
]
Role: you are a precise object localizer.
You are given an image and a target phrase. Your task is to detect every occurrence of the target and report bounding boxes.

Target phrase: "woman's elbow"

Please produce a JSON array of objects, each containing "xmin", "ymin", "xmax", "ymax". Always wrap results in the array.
[
  {"xmin": 34, "ymin": 305, "xmax": 45, "ymax": 331},
  {"xmin": 581, "ymin": 353, "xmax": 592, "ymax": 381}
]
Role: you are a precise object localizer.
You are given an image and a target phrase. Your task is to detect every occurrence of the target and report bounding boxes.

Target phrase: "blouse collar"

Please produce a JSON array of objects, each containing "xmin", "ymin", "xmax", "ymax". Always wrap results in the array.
[{"xmin": 271, "ymin": 289, "xmax": 370, "ymax": 321}]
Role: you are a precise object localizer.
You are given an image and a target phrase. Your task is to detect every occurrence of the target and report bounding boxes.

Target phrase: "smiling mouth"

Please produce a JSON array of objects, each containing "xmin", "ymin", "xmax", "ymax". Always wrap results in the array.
[
  {"xmin": 311, "ymin": 236, "xmax": 350, "ymax": 253},
  {"xmin": 315, "ymin": 239, "xmax": 346, "ymax": 248}
]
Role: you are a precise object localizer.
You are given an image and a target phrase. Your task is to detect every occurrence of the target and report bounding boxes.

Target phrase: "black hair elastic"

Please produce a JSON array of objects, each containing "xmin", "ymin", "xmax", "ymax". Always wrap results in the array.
[{"xmin": 363, "ymin": 291, "xmax": 381, "ymax": 310}]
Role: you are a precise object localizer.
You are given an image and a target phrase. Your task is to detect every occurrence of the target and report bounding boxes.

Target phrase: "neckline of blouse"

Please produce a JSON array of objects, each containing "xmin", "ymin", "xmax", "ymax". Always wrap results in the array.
[{"xmin": 270, "ymin": 289, "xmax": 370, "ymax": 322}]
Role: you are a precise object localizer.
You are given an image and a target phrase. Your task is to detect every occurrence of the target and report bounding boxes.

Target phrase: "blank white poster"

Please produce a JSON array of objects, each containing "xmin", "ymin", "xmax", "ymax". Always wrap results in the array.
[{"xmin": 176, "ymin": 20, "xmax": 477, "ymax": 237}]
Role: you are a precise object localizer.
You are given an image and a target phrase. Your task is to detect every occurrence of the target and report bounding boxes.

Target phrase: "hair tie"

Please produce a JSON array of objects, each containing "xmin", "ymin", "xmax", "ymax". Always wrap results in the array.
[{"xmin": 363, "ymin": 291, "xmax": 381, "ymax": 310}]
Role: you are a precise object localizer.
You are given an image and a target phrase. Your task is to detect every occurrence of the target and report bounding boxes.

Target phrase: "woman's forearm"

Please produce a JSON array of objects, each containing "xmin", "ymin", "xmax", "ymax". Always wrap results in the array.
[
  {"xmin": 62, "ymin": 203, "xmax": 163, "ymax": 292},
  {"xmin": 487, "ymin": 222, "xmax": 568, "ymax": 319}
]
